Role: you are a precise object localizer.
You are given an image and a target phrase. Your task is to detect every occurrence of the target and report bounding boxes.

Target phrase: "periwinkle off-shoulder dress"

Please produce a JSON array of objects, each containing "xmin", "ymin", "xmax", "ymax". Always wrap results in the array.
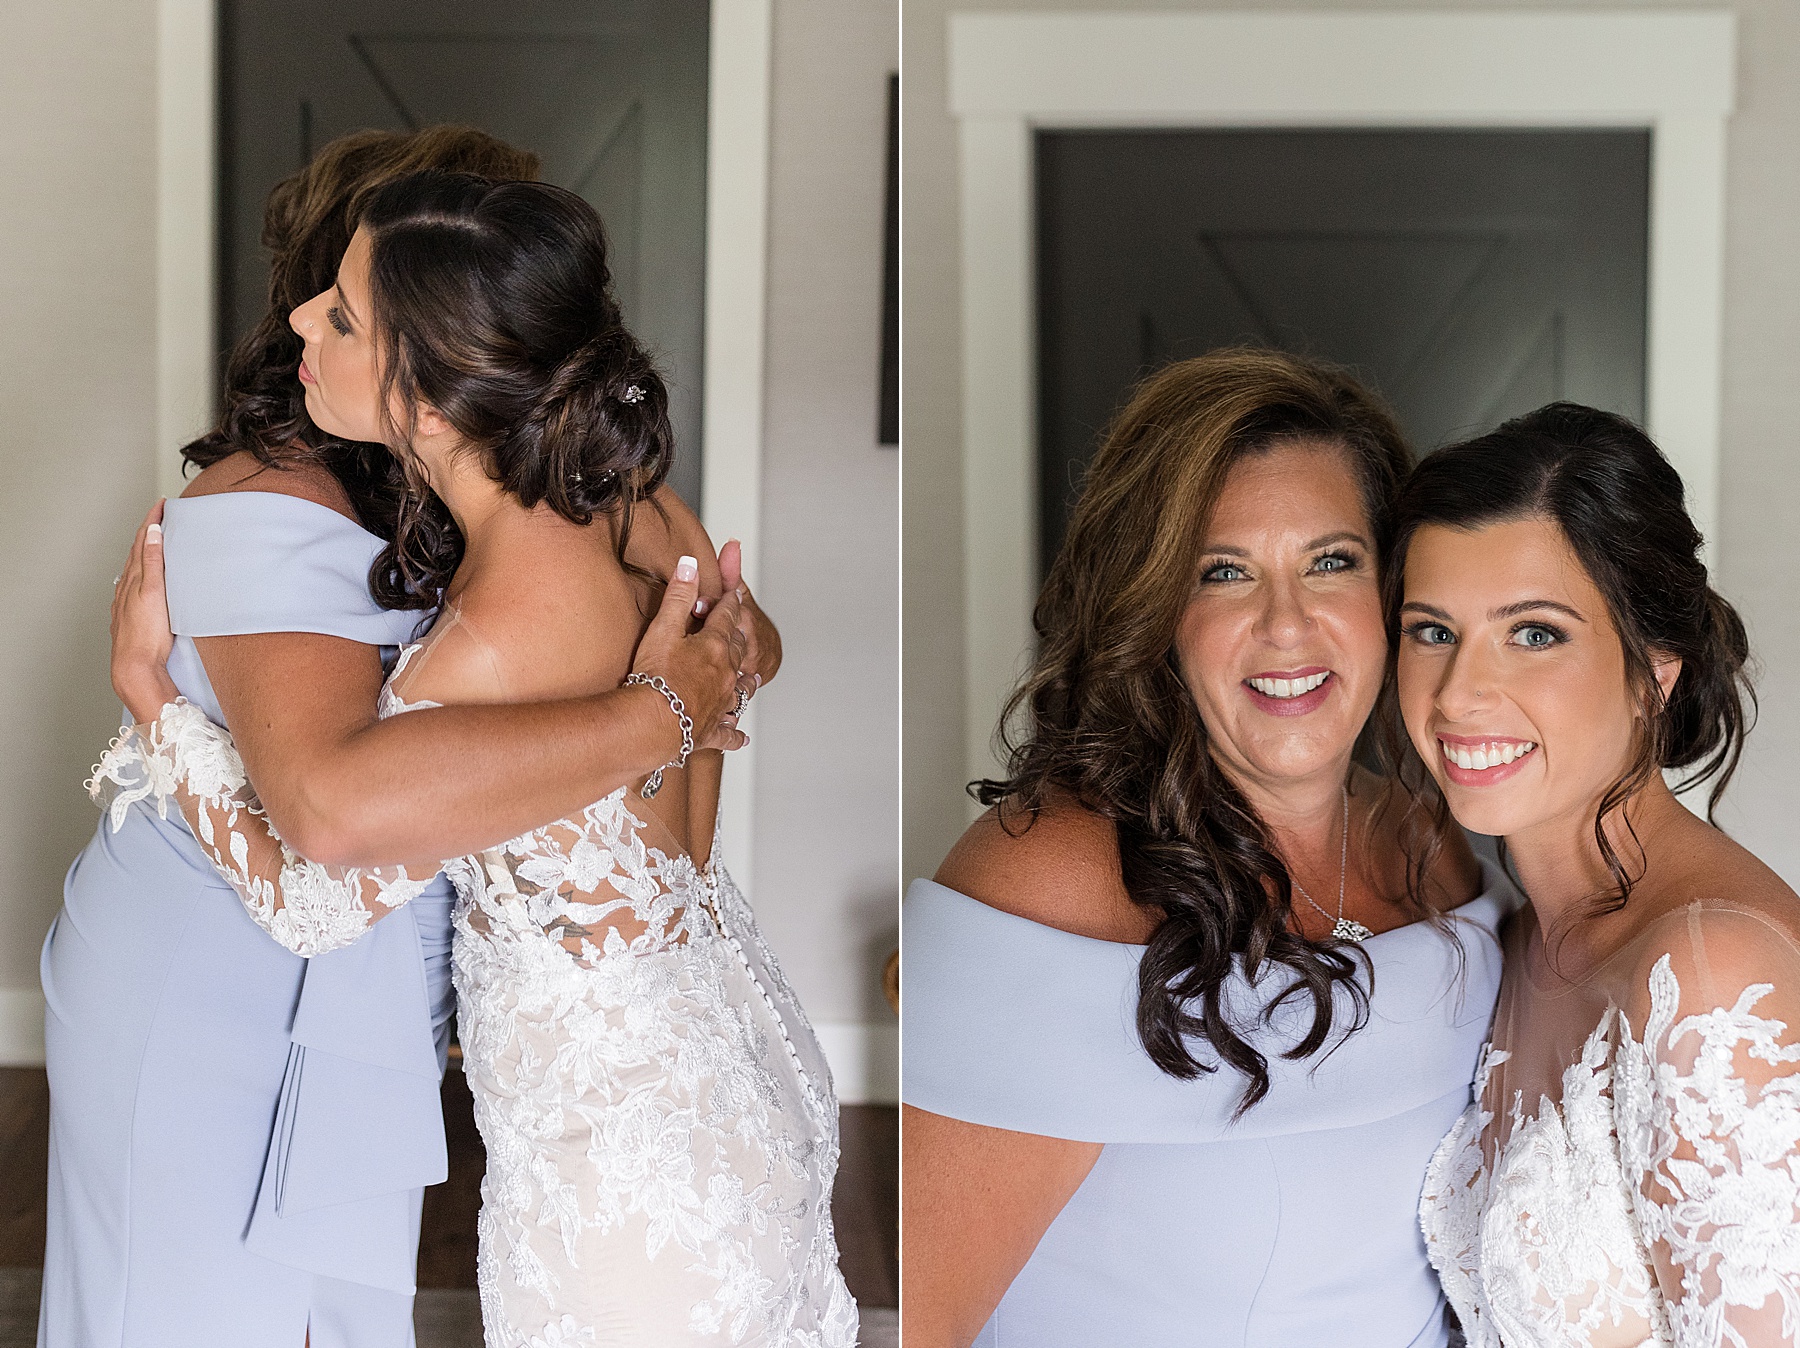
[
  {"xmin": 903, "ymin": 856, "xmax": 1517, "ymax": 1348},
  {"xmin": 41, "ymin": 492, "xmax": 453, "ymax": 1347}
]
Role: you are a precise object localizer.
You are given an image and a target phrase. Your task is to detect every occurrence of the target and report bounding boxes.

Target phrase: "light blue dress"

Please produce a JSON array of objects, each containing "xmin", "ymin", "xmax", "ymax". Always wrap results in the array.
[
  {"xmin": 902, "ymin": 857, "xmax": 1513, "ymax": 1347},
  {"xmin": 40, "ymin": 492, "xmax": 456, "ymax": 1348}
]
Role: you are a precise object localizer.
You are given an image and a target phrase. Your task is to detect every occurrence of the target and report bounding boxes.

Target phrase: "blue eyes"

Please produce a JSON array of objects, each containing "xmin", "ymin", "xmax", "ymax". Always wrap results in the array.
[
  {"xmin": 1401, "ymin": 621, "xmax": 1568, "ymax": 649},
  {"xmin": 1200, "ymin": 552, "xmax": 1358, "ymax": 584},
  {"xmin": 1511, "ymin": 624, "xmax": 1563, "ymax": 649},
  {"xmin": 1406, "ymin": 622, "xmax": 1457, "ymax": 646},
  {"xmin": 326, "ymin": 305, "xmax": 351, "ymax": 337}
]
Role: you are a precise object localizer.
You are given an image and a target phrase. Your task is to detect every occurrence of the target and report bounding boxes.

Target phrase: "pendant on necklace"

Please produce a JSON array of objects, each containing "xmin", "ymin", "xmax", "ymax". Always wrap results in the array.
[{"xmin": 1332, "ymin": 917, "xmax": 1374, "ymax": 943}]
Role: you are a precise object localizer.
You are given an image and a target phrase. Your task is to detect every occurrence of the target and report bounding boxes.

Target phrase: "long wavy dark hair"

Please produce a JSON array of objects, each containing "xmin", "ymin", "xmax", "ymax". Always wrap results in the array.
[
  {"xmin": 1385, "ymin": 403, "xmax": 1755, "ymax": 914},
  {"xmin": 976, "ymin": 348, "xmax": 1419, "ymax": 1112},
  {"xmin": 356, "ymin": 172, "xmax": 672, "ymax": 590},
  {"xmin": 181, "ymin": 126, "xmax": 541, "ymax": 609}
]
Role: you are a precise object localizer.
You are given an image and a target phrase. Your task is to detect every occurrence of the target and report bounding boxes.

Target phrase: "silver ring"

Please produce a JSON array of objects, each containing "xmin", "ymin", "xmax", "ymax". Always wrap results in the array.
[{"xmin": 732, "ymin": 686, "xmax": 749, "ymax": 719}]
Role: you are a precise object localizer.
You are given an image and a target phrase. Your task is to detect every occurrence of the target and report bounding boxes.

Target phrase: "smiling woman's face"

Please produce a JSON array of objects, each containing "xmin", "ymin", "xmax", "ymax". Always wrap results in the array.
[
  {"xmin": 289, "ymin": 226, "xmax": 387, "ymax": 445},
  {"xmin": 1174, "ymin": 438, "xmax": 1389, "ymax": 793},
  {"xmin": 1396, "ymin": 515, "xmax": 1652, "ymax": 839}
]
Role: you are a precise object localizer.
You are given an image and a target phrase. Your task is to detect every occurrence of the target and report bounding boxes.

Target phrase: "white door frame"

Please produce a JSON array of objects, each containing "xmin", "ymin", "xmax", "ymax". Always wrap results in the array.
[
  {"xmin": 156, "ymin": 0, "xmax": 774, "ymax": 891},
  {"xmin": 949, "ymin": 9, "xmax": 1737, "ymax": 788}
]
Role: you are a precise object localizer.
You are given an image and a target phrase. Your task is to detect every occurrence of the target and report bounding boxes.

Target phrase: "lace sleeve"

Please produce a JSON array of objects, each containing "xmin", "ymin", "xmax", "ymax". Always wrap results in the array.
[
  {"xmin": 1615, "ymin": 909, "xmax": 1800, "ymax": 1347},
  {"xmin": 86, "ymin": 698, "xmax": 436, "ymax": 957}
]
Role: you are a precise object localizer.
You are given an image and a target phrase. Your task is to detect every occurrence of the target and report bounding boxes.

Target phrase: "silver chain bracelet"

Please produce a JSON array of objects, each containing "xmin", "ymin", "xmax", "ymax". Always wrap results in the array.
[{"xmin": 624, "ymin": 672, "xmax": 694, "ymax": 798}]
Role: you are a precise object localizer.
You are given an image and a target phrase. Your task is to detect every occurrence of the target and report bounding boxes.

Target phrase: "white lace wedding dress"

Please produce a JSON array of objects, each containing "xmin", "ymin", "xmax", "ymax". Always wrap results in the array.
[
  {"xmin": 89, "ymin": 625, "xmax": 859, "ymax": 1348},
  {"xmin": 1419, "ymin": 899, "xmax": 1800, "ymax": 1348}
]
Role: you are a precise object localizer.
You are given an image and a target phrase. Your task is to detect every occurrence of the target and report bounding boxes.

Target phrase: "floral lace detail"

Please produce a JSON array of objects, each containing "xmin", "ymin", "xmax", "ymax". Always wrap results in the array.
[
  {"xmin": 89, "ymin": 643, "xmax": 857, "ymax": 1344},
  {"xmin": 1615, "ymin": 957, "xmax": 1800, "ymax": 1346},
  {"xmin": 385, "ymin": 642, "xmax": 855, "ymax": 1345},
  {"xmin": 450, "ymin": 795, "xmax": 857, "ymax": 1347},
  {"xmin": 84, "ymin": 698, "xmax": 432, "ymax": 956},
  {"xmin": 1422, "ymin": 957, "xmax": 1800, "ymax": 1347}
]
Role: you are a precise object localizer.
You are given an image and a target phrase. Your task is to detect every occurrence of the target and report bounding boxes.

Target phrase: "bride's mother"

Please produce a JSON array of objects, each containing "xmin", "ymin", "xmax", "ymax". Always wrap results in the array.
[{"xmin": 903, "ymin": 349, "xmax": 1510, "ymax": 1347}]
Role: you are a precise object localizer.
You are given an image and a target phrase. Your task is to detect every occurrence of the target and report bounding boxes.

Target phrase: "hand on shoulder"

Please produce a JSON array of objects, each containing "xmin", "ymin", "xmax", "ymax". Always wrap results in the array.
[
  {"xmin": 935, "ymin": 790, "xmax": 1154, "ymax": 944},
  {"xmin": 626, "ymin": 487, "xmax": 724, "ymax": 605}
]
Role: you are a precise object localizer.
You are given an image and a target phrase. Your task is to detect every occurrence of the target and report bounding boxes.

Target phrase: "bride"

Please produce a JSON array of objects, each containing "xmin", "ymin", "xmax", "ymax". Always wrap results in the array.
[
  {"xmin": 1396, "ymin": 403, "xmax": 1797, "ymax": 1345},
  {"xmin": 101, "ymin": 170, "xmax": 857, "ymax": 1347}
]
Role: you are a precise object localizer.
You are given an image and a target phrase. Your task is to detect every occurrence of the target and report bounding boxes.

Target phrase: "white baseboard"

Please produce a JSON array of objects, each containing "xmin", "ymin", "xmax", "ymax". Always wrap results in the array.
[
  {"xmin": 0, "ymin": 987, "xmax": 45, "ymax": 1067},
  {"xmin": 815, "ymin": 1019, "xmax": 898, "ymax": 1106},
  {"xmin": 0, "ymin": 990, "xmax": 901, "ymax": 1108}
]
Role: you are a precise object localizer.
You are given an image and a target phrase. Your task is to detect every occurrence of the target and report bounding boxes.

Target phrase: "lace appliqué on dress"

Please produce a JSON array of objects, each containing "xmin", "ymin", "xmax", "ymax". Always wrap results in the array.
[
  {"xmin": 1615, "ymin": 957, "xmax": 1800, "ymax": 1347},
  {"xmin": 451, "ymin": 791, "xmax": 858, "ymax": 1348},
  {"xmin": 1421, "ymin": 958, "xmax": 1800, "ymax": 1348},
  {"xmin": 86, "ymin": 698, "xmax": 432, "ymax": 957},
  {"xmin": 88, "ymin": 645, "xmax": 858, "ymax": 1345}
]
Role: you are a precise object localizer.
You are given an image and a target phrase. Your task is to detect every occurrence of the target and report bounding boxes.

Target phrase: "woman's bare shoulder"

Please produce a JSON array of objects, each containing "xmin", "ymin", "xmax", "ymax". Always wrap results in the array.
[
  {"xmin": 180, "ymin": 450, "xmax": 358, "ymax": 521},
  {"xmin": 444, "ymin": 531, "xmax": 642, "ymax": 703},
  {"xmin": 1606, "ymin": 828, "xmax": 1800, "ymax": 1017},
  {"xmin": 933, "ymin": 791, "xmax": 1153, "ymax": 943}
]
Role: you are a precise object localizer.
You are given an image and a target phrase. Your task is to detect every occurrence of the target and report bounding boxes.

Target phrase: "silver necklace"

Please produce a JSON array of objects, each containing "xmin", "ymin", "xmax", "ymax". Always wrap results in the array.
[{"xmin": 1291, "ymin": 790, "xmax": 1372, "ymax": 944}]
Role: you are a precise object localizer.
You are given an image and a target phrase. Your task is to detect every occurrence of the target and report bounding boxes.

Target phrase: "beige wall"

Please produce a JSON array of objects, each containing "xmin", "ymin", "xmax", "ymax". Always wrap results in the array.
[
  {"xmin": 903, "ymin": 0, "xmax": 1800, "ymax": 888},
  {"xmin": 0, "ymin": 0, "xmax": 158, "ymax": 1057},
  {"xmin": 756, "ymin": 0, "xmax": 901, "ymax": 1096}
]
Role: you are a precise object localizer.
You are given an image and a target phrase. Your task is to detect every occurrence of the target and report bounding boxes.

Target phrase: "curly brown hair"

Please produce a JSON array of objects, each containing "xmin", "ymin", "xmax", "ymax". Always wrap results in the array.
[
  {"xmin": 181, "ymin": 126, "xmax": 541, "ymax": 609},
  {"xmin": 976, "ymin": 347, "xmax": 1422, "ymax": 1112}
]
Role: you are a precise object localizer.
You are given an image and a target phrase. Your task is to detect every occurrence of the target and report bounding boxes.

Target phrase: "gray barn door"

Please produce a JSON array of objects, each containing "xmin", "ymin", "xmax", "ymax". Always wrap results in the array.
[
  {"xmin": 223, "ymin": 0, "xmax": 710, "ymax": 507},
  {"xmin": 1036, "ymin": 128, "xmax": 1649, "ymax": 573}
]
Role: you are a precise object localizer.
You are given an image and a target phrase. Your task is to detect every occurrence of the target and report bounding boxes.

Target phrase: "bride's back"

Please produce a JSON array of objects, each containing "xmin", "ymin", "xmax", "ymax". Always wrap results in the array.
[{"xmin": 390, "ymin": 499, "xmax": 720, "ymax": 865}]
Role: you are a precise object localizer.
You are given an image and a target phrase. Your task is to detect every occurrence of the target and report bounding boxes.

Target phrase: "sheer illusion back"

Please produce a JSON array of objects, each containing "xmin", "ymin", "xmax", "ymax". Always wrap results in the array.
[
  {"xmin": 383, "ymin": 606, "xmax": 857, "ymax": 1348},
  {"xmin": 1421, "ymin": 896, "xmax": 1800, "ymax": 1348},
  {"xmin": 380, "ymin": 607, "xmax": 718, "ymax": 965}
]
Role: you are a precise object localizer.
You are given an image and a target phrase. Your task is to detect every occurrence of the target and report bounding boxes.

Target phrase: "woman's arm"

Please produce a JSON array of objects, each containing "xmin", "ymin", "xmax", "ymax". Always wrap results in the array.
[
  {"xmin": 1625, "ymin": 905, "xmax": 1800, "ymax": 1344},
  {"xmin": 901, "ymin": 1106, "xmax": 1100, "ymax": 1348},
  {"xmin": 89, "ymin": 694, "xmax": 439, "ymax": 956},
  {"xmin": 901, "ymin": 800, "xmax": 1134, "ymax": 1346},
  {"xmin": 110, "ymin": 497, "xmax": 750, "ymax": 868}
]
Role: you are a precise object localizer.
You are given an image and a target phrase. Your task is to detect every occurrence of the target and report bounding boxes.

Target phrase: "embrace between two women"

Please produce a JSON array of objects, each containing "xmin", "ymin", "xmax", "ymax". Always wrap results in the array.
[
  {"xmin": 44, "ymin": 127, "xmax": 856, "ymax": 1347},
  {"xmin": 905, "ymin": 352, "xmax": 1791, "ymax": 1348}
]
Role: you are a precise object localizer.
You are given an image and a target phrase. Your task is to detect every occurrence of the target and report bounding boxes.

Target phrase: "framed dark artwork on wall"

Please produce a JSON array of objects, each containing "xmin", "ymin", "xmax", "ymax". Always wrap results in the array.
[{"xmin": 879, "ymin": 70, "xmax": 898, "ymax": 446}]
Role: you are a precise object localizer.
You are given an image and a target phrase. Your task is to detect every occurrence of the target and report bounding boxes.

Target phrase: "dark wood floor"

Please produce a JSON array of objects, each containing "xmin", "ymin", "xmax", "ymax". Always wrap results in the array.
[
  {"xmin": 0, "ymin": 1072, "xmax": 47, "ymax": 1268},
  {"xmin": 0, "ymin": 1067, "xmax": 897, "ymax": 1309}
]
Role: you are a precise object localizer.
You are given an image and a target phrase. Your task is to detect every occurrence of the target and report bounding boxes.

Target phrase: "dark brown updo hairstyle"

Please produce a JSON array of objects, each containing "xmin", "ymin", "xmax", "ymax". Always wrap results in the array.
[
  {"xmin": 182, "ymin": 126, "xmax": 541, "ymax": 609},
  {"xmin": 977, "ymin": 348, "xmax": 1416, "ymax": 1112},
  {"xmin": 1385, "ymin": 402, "xmax": 1754, "ymax": 910},
  {"xmin": 355, "ymin": 171, "xmax": 672, "ymax": 597}
]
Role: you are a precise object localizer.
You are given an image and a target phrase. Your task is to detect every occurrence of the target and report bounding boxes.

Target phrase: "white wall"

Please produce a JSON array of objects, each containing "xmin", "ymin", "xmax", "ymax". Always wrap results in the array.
[
  {"xmin": 904, "ymin": 0, "xmax": 1800, "ymax": 891},
  {"xmin": 755, "ymin": 0, "xmax": 901, "ymax": 1103},
  {"xmin": 0, "ymin": 0, "xmax": 159, "ymax": 1061}
]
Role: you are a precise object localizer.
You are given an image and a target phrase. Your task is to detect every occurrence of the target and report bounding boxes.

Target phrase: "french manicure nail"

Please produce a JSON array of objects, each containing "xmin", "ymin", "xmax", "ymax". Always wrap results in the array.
[
  {"xmin": 675, "ymin": 555, "xmax": 697, "ymax": 582},
  {"xmin": 147, "ymin": 523, "xmax": 162, "ymax": 541}
]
